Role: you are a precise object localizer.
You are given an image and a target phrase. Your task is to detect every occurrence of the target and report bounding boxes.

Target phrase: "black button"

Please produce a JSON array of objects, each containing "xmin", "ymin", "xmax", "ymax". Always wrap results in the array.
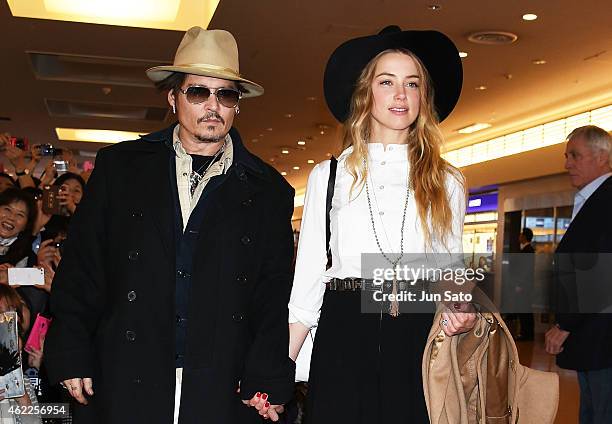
[
  {"xmin": 240, "ymin": 235, "xmax": 251, "ymax": 245},
  {"xmin": 236, "ymin": 275, "xmax": 248, "ymax": 284},
  {"xmin": 232, "ymin": 314, "xmax": 243, "ymax": 322},
  {"xmin": 126, "ymin": 330, "xmax": 136, "ymax": 341},
  {"xmin": 241, "ymin": 199, "xmax": 253, "ymax": 207},
  {"xmin": 128, "ymin": 250, "xmax": 140, "ymax": 261},
  {"xmin": 131, "ymin": 211, "xmax": 143, "ymax": 219},
  {"xmin": 132, "ymin": 378, "xmax": 141, "ymax": 384},
  {"xmin": 177, "ymin": 270, "xmax": 190, "ymax": 278},
  {"xmin": 176, "ymin": 315, "xmax": 188, "ymax": 326},
  {"xmin": 188, "ymin": 229, "xmax": 199, "ymax": 235},
  {"xmin": 127, "ymin": 291, "xmax": 137, "ymax": 302}
]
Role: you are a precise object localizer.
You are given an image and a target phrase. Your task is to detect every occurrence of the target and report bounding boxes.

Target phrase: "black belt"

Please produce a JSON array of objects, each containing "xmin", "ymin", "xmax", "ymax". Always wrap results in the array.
[{"xmin": 325, "ymin": 277, "xmax": 423, "ymax": 292}]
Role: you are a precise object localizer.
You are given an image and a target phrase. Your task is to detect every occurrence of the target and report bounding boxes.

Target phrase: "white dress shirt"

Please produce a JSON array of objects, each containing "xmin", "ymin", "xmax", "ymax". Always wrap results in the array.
[
  {"xmin": 571, "ymin": 172, "xmax": 612, "ymax": 221},
  {"xmin": 289, "ymin": 143, "xmax": 466, "ymax": 328}
]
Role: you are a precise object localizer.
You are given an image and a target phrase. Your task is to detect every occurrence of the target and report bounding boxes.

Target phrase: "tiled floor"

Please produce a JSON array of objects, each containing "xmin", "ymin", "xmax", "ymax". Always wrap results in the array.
[{"xmin": 516, "ymin": 336, "xmax": 580, "ymax": 424}]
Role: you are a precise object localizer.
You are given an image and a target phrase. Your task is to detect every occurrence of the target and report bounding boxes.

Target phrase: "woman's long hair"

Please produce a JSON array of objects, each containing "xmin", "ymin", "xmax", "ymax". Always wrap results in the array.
[
  {"xmin": 341, "ymin": 48, "xmax": 465, "ymax": 248},
  {"xmin": 0, "ymin": 188, "xmax": 37, "ymax": 264}
]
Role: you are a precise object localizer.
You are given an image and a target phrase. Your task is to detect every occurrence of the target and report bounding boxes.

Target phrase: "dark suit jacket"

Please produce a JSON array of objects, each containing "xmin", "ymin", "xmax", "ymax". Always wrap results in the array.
[
  {"xmin": 520, "ymin": 243, "xmax": 535, "ymax": 254},
  {"xmin": 555, "ymin": 175, "xmax": 612, "ymax": 371},
  {"xmin": 45, "ymin": 124, "xmax": 296, "ymax": 423}
]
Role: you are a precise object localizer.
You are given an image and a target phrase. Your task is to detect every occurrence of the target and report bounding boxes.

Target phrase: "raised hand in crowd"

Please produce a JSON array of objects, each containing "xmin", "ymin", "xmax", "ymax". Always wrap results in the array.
[
  {"xmin": 37, "ymin": 239, "xmax": 61, "ymax": 270},
  {"xmin": 38, "ymin": 262, "xmax": 55, "ymax": 293},
  {"xmin": 39, "ymin": 157, "xmax": 56, "ymax": 186},
  {"xmin": 25, "ymin": 333, "xmax": 46, "ymax": 370},
  {"xmin": 0, "ymin": 262, "xmax": 13, "ymax": 285}
]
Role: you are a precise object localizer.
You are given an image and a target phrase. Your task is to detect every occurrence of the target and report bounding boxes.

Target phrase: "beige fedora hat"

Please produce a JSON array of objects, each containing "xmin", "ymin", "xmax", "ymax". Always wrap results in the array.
[{"xmin": 146, "ymin": 26, "xmax": 263, "ymax": 98}]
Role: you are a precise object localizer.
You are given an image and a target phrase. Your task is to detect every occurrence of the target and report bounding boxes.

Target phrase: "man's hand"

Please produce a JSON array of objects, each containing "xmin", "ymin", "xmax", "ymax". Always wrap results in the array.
[
  {"xmin": 241, "ymin": 391, "xmax": 285, "ymax": 421},
  {"xmin": 440, "ymin": 303, "xmax": 478, "ymax": 336},
  {"xmin": 545, "ymin": 325, "xmax": 570, "ymax": 355},
  {"xmin": 62, "ymin": 377, "xmax": 94, "ymax": 405}
]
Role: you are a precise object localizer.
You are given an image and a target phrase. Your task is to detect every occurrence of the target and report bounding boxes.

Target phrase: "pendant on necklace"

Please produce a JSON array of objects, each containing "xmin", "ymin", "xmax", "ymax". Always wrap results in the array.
[{"xmin": 389, "ymin": 268, "xmax": 400, "ymax": 317}]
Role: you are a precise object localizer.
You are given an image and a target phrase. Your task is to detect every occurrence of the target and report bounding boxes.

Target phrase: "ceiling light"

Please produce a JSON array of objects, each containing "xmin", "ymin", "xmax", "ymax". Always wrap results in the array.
[
  {"xmin": 522, "ymin": 13, "xmax": 538, "ymax": 21},
  {"xmin": 281, "ymin": 149, "xmax": 290, "ymax": 154},
  {"xmin": 8, "ymin": 0, "xmax": 219, "ymax": 31},
  {"xmin": 326, "ymin": 153, "xmax": 332, "ymax": 157},
  {"xmin": 459, "ymin": 52, "xmax": 468, "ymax": 58},
  {"xmin": 457, "ymin": 123, "xmax": 492, "ymax": 134},
  {"xmin": 55, "ymin": 128, "xmax": 144, "ymax": 143},
  {"xmin": 475, "ymin": 85, "xmax": 488, "ymax": 91},
  {"xmin": 307, "ymin": 159, "xmax": 315, "ymax": 164},
  {"xmin": 306, "ymin": 96, "xmax": 317, "ymax": 101},
  {"xmin": 284, "ymin": 113, "xmax": 293, "ymax": 118},
  {"xmin": 532, "ymin": 59, "xmax": 547, "ymax": 65},
  {"xmin": 281, "ymin": 171, "xmax": 287, "ymax": 176},
  {"xmin": 266, "ymin": 127, "xmax": 273, "ymax": 131},
  {"xmin": 428, "ymin": 4, "xmax": 442, "ymax": 10},
  {"xmin": 269, "ymin": 158, "xmax": 275, "ymax": 162},
  {"xmin": 297, "ymin": 140, "xmax": 306, "ymax": 146},
  {"xmin": 293, "ymin": 166, "xmax": 300, "ymax": 170},
  {"xmin": 251, "ymin": 138, "xmax": 259, "ymax": 143}
]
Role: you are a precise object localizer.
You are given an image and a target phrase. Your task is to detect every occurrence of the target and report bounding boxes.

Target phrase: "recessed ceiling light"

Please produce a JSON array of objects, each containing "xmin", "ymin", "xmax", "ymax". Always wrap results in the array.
[
  {"xmin": 428, "ymin": 4, "xmax": 442, "ymax": 10},
  {"xmin": 522, "ymin": 13, "xmax": 538, "ymax": 21},
  {"xmin": 55, "ymin": 127, "xmax": 144, "ymax": 143},
  {"xmin": 307, "ymin": 159, "xmax": 315, "ymax": 164},
  {"xmin": 281, "ymin": 149, "xmax": 290, "ymax": 154},
  {"xmin": 266, "ymin": 127, "xmax": 273, "ymax": 131},
  {"xmin": 281, "ymin": 171, "xmax": 287, "ymax": 176},
  {"xmin": 532, "ymin": 59, "xmax": 547, "ymax": 65},
  {"xmin": 284, "ymin": 113, "xmax": 293, "ymax": 118},
  {"xmin": 297, "ymin": 140, "xmax": 306, "ymax": 146},
  {"xmin": 259, "ymin": 134, "xmax": 264, "ymax": 137},
  {"xmin": 326, "ymin": 153, "xmax": 332, "ymax": 157},
  {"xmin": 269, "ymin": 158, "xmax": 275, "ymax": 162},
  {"xmin": 306, "ymin": 96, "xmax": 317, "ymax": 101},
  {"xmin": 251, "ymin": 138, "xmax": 259, "ymax": 143},
  {"xmin": 475, "ymin": 85, "xmax": 488, "ymax": 91},
  {"xmin": 293, "ymin": 166, "xmax": 300, "ymax": 170},
  {"xmin": 459, "ymin": 52, "xmax": 468, "ymax": 58},
  {"xmin": 457, "ymin": 123, "xmax": 492, "ymax": 134},
  {"xmin": 7, "ymin": 0, "xmax": 219, "ymax": 31}
]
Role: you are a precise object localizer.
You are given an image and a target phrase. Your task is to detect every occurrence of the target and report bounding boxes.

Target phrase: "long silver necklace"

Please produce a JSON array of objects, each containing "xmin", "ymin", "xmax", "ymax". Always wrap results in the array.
[
  {"xmin": 363, "ymin": 157, "xmax": 411, "ymax": 316},
  {"xmin": 189, "ymin": 140, "xmax": 226, "ymax": 196}
]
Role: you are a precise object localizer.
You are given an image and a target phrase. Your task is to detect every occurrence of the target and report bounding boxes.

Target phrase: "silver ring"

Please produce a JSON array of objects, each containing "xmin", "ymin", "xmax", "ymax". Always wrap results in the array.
[{"xmin": 441, "ymin": 318, "xmax": 449, "ymax": 327}]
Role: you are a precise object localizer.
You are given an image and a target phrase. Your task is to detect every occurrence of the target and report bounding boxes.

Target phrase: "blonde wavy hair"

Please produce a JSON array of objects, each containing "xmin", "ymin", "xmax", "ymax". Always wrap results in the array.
[{"xmin": 341, "ymin": 48, "xmax": 464, "ymax": 248}]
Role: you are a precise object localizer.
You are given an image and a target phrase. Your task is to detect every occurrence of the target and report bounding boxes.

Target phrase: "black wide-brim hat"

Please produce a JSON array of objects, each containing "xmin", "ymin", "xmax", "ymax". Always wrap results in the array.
[{"xmin": 324, "ymin": 25, "xmax": 463, "ymax": 123}]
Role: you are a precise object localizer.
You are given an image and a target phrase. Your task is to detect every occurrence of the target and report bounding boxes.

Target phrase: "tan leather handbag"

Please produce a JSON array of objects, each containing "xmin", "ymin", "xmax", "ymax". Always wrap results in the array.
[{"xmin": 423, "ymin": 309, "xmax": 559, "ymax": 424}]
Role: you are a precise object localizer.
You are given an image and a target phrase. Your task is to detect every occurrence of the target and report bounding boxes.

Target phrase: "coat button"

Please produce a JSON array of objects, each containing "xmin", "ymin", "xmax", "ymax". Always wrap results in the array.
[
  {"xmin": 132, "ymin": 378, "xmax": 141, "ymax": 384},
  {"xmin": 241, "ymin": 199, "xmax": 253, "ymax": 207},
  {"xmin": 128, "ymin": 250, "xmax": 140, "ymax": 261},
  {"xmin": 232, "ymin": 314, "xmax": 243, "ymax": 322},
  {"xmin": 127, "ymin": 291, "xmax": 137, "ymax": 302},
  {"xmin": 240, "ymin": 235, "xmax": 251, "ymax": 245},
  {"xmin": 236, "ymin": 275, "xmax": 248, "ymax": 285},
  {"xmin": 126, "ymin": 330, "xmax": 136, "ymax": 341}
]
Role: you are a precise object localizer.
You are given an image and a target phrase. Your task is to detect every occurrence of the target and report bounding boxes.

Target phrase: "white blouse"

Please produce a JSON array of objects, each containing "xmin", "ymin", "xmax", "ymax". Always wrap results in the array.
[{"xmin": 289, "ymin": 143, "xmax": 466, "ymax": 329}]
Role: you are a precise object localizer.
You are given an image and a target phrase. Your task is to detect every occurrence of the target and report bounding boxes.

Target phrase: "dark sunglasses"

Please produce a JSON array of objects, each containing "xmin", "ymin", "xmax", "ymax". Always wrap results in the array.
[{"xmin": 178, "ymin": 85, "xmax": 241, "ymax": 108}]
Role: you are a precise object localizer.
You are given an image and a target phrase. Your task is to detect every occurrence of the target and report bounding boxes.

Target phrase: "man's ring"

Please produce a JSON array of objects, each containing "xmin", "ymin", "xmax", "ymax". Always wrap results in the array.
[{"xmin": 441, "ymin": 318, "xmax": 449, "ymax": 327}]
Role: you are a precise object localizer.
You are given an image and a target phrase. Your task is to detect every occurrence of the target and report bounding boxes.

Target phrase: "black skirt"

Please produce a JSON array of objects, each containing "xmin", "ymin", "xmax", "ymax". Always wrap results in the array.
[{"xmin": 305, "ymin": 289, "xmax": 433, "ymax": 424}]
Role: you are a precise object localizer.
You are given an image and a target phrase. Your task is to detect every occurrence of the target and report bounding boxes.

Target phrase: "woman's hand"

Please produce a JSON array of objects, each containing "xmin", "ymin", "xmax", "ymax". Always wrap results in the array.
[
  {"xmin": 57, "ymin": 186, "xmax": 78, "ymax": 214},
  {"xmin": 37, "ymin": 239, "xmax": 61, "ymax": 270},
  {"xmin": 242, "ymin": 392, "xmax": 285, "ymax": 421},
  {"xmin": 0, "ymin": 263, "xmax": 14, "ymax": 286},
  {"xmin": 38, "ymin": 262, "xmax": 55, "ymax": 293},
  {"xmin": 25, "ymin": 334, "xmax": 45, "ymax": 369},
  {"xmin": 440, "ymin": 303, "xmax": 478, "ymax": 336},
  {"xmin": 40, "ymin": 158, "xmax": 56, "ymax": 186}
]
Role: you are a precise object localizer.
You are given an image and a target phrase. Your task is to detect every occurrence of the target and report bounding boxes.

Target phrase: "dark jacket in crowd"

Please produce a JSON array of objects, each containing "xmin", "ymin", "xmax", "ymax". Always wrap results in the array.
[
  {"xmin": 554, "ymin": 175, "xmax": 612, "ymax": 371},
  {"xmin": 45, "ymin": 124, "xmax": 296, "ymax": 424}
]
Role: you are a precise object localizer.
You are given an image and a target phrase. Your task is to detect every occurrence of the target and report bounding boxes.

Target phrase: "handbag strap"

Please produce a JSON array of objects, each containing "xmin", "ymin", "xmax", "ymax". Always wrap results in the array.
[{"xmin": 325, "ymin": 157, "xmax": 337, "ymax": 270}]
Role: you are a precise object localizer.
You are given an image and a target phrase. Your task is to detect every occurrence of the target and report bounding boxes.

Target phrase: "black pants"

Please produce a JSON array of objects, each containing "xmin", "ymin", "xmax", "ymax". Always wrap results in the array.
[{"xmin": 305, "ymin": 290, "xmax": 432, "ymax": 424}]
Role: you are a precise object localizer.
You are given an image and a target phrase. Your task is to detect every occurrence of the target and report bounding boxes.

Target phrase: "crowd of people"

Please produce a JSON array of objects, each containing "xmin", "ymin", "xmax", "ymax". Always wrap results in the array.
[{"xmin": 0, "ymin": 133, "xmax": 88, "ymax": 423}]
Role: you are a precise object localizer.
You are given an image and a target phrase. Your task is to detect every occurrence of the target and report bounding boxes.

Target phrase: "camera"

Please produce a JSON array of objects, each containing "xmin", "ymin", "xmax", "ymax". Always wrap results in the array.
[
  {"xmin": 53, "ymin": 159, "xmax": 68, "ymax": 173},
  {"xmin": 37, "ymin": 144, "xmax": 55, "ymax": 156},
  {"xmin": 9, "ymin": 137, "xmax": 29, "ymax": 150}
]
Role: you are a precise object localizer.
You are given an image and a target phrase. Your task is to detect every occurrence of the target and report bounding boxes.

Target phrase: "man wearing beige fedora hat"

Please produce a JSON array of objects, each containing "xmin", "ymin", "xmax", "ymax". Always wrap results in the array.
[{"xmin": 45, "ymin": 27, "xmax": 295, "ymax": 424}]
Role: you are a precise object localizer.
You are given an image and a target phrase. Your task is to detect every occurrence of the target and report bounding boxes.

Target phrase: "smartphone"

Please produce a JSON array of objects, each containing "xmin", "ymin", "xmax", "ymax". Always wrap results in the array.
[
  {"xmin": 9, "ymin": 137, "xmax": 29, "ymax": 150},
  {"xmin": 7, "ymin": 267, "xmax": 45, "ymax": 286},
  {"xmin": 41, "ymin": 185, "xmax": 62, "ymax": 215},
  {"xmin": 36, "ymin": 144, "xmax": 56, "ymax": 156},
  {"xmin": 53, "ymin": 159, "xmax": 68, "ymax": 174},
  {"xmin": 25, "ymin": 314, "xmax": 52, "ymax": 352}
]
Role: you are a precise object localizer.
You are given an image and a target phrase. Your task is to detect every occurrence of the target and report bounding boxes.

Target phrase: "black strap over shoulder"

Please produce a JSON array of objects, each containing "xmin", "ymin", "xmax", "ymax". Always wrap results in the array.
[{"xmin": 325, "ymin": 157, "xmax": 337, "ymax": 269}]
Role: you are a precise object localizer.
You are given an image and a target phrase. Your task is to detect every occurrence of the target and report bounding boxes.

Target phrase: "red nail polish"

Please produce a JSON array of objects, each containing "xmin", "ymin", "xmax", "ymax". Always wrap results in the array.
[
  {"xmin": 262, "ymin": 393, "xmax": 268, "ymax": 400},
  {"xmin": 265, "ymin": 401, "xmax": 270, "ymax": 408},
  {"xmin": 256, "ymin": 392, "xmax": 261, "ymax": 398}
]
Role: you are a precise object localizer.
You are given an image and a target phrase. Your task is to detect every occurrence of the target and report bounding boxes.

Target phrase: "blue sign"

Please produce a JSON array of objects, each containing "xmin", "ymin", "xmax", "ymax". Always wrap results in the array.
[{"xmin": 466, "ymin": 192, "xmax": 498, "ymax": 213}]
